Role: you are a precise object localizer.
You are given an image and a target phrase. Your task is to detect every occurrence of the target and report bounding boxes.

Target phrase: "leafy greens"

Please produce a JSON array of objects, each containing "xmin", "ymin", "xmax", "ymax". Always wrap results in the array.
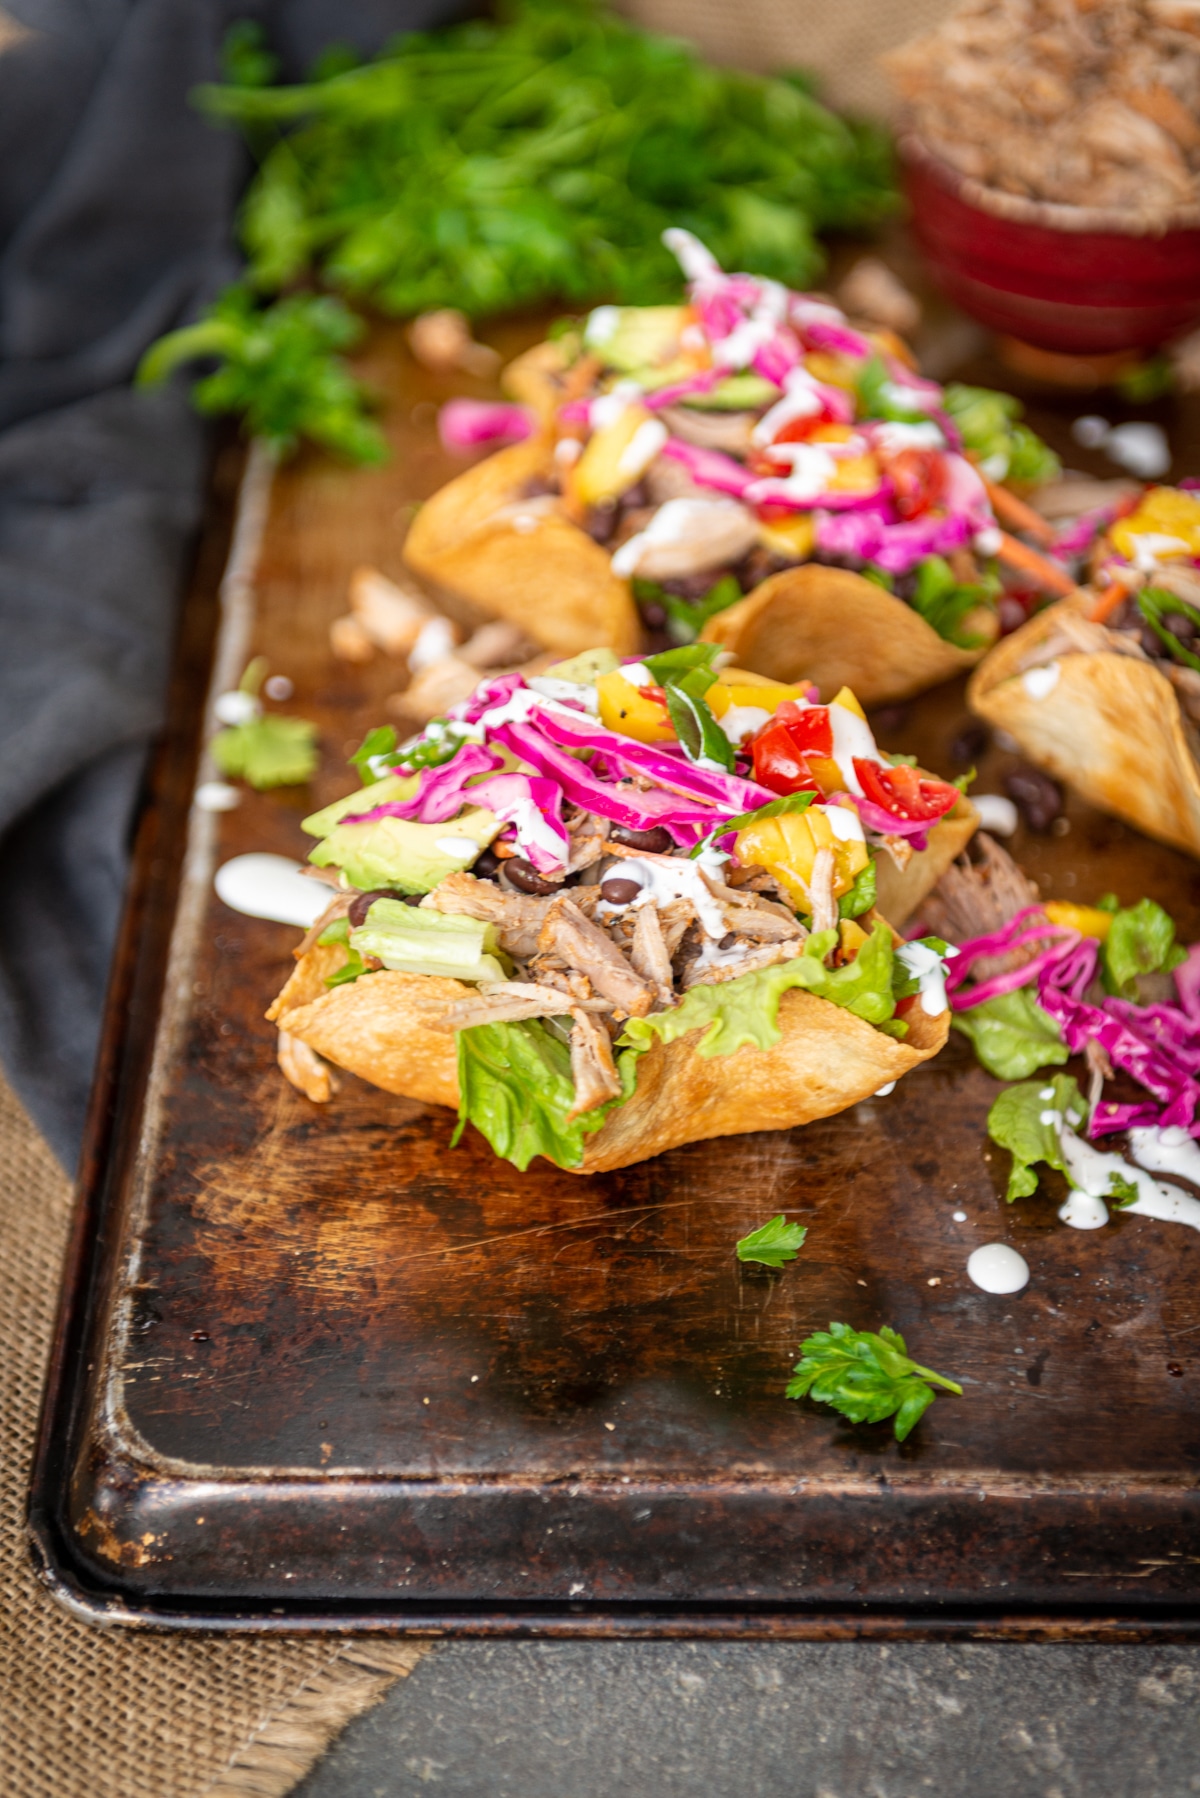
[
  {"xmin": 143, "ymin": 0, "xmax": 895, "ymax": 460},
  {"xmin": 736, "ymin": 1215, "xmax": 807, "ymax": 1267},
  {"xmin": 786, "ymin": 1322, "xmax": 961, "ymax": 1442},
  {"xmin": 986, "ymin": 1073, "xmax": 1088, "ymax": 1203}
]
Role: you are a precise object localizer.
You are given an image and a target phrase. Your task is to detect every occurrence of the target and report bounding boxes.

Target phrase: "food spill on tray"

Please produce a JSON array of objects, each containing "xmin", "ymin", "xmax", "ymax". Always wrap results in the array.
[
  {"xmin": 259, "ymin": 645, "xmax": 973, "ymax": 1173},
  {"xmin": 406, "ymin": 229, "xmax": 1066, "ymax": 695}
]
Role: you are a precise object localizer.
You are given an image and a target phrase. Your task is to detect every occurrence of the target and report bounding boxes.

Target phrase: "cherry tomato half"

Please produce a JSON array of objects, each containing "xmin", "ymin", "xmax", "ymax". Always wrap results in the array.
[
  {"xmin": 852, "ymin": 758, "xmax": 959, "ymax": 824},
  {"xmin": 751, "ymin": 705, "xmax": 832, "ymax": 794},
  {"xmin": 884, "ymin": 447, "xmax": 946, "ymax": 521}
]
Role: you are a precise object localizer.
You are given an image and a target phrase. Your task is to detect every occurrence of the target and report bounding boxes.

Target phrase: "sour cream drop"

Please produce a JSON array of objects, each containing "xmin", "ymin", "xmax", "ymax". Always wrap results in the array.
[
  {"xmin": 1022, "ymin": 662, "xmax": 1061, "ymax": 700},
  {"xmin": 214, "ymin": 854, "xmax": 331, "ymax": 928},
  {"xmin": 435, "ymin": 835, "xmax": 485, "ymax": 858},
  {"xmin": 972, "ymin": 794, "xmax": 1019, "ymax": 836},
  {"xmin": 1058, "ymin": 1126, "xmax": 1200, "ymax": 1234},
  {"xmin": 1128, "ymin": 1125, "xmax": 1200, "ymax": 1187},
  {"xmin": 599, "ymin": 848, "xmax": 729, "ymax": 939},
  {"xmin": 967, "ymin": 1243, "xmax": 1030, "ymax": 1295},
  {"xmin": 895, "ymin": 940, "xmax": 952, "ymax": 1016}
]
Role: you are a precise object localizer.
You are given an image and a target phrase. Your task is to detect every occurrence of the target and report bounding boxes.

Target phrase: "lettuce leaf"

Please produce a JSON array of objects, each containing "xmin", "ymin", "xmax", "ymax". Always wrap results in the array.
[
  {"xmin": 1101, "ymin": 897, "xmax": 1186, "ymax": 997},
  {"xmin": 454, "ymin": 1018, "xmax": 633, "ymax": 1172},
  {"xmin": 987, "ymin": 1073, "xmax": 1088, "ymax": 1203},
  {"xmin": 619, "ymin": 918, "xmax": 898, "ymax": 1061},
  {"xmin": 951, "ymin": 987, "xmax": 1068, "ymax": 1080}
]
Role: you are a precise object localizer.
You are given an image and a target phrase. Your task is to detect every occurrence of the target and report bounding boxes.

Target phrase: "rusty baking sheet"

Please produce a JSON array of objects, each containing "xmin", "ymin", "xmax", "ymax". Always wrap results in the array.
[{"xmin": 27, "ymin": 317, "xmax": 1200, "ymax": 1636}]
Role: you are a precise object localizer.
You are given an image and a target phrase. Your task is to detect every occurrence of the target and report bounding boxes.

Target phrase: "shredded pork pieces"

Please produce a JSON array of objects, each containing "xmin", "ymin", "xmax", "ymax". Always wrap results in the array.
[
  {"xmin": 629, "ymin": 903, "xmax": 674, "ymax": 1002},
  {"xmin": 538, "ymin": 894, "xmax": 655, "ymax": 1017},
  {"xmin": 425, "ymin": 871, "xmax": 557, "ymax": 960},
  {"xmin": 886, "ymin": 0, "xmax": 1200, "ymax": 227},
  {"xmin": 566, "ymin": 1007, "xmax": 623, "ymax": 1120},
  {"xmin": 921, "ymin": 832, "xmax": 1042, "ymax": 981},
  {"xmin": 431, "ymin": 981, "xmax": 611, "ymax": 1033},
  {"xmin": 806, "ymin": 848, "xmax": 839, "ymax": 936}
]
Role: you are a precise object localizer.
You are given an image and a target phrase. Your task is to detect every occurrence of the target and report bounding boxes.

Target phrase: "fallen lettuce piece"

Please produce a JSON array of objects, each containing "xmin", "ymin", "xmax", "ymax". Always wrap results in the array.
[
  {"xmin": 350, "ymin": 899, "xmax": 507, "ymax": 982},
  {"xmin": 909, "ymin": 554, "xmax": 1001, "ymax": 649},
  {"xmin": 736, "ymin": 1214, "xmax": 807, "ymax": 1268},
  {"xmin": 786, "ymin": 1322, "xmax": 962, "ymax": 1442},
  {"xmin": 1101, "ymin": 897, "xmax": 1186, "ymax": 998},
  {"xmin": 211, "ymin": 712, "xmax": 318, "ymax": 789},
  {"xmin": 619, "ymin": 918, "xmax": 900, "ymax": 1062},
  {"xmin": 454, "ymin": 1017, "xmax": 633, "ymax": 1172},
  {"xmin": 986, "ymin": 1073, "xmax": 1088, "ymax": 1203},
  {"xmin": 951, "ymin": 987, "xmax": 1068, "ymax": 1080}
]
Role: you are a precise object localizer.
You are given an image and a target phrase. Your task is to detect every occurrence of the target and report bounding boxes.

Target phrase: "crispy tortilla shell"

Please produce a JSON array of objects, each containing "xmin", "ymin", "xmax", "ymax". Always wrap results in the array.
[
  {"xmin": 874, "ymin": 795, "xmax": 979, "ymax": 928},
  {"xmin": 273, "ymin": 956, "xmax": 947, "ymax": 1174},
  {"xmin": 404, "ymin": 438, "xmax": 641, "ymax": 657},
  {"xmin": 969, "ymin": 595, "xmax": 1200, "ymax": 858},
  {"xmin": 700, "ymin": 564, "xmax": 985, "ymax": 706}
]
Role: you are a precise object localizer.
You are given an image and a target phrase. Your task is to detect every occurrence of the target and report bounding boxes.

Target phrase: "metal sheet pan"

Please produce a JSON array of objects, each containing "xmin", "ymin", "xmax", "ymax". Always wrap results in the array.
[{"xmin": 28, "ymin": 319, "xmax": 1200, "ymax": 1635}]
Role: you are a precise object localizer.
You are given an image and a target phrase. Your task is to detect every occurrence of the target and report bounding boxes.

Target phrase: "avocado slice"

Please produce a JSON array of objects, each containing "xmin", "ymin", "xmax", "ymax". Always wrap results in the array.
[
  {"xmin": 309, "ymin": 805, "xmax": 501, "ymax": 895},
  {"xmin": 682, "ymin": 372, "xmax": 780, "ymax": 411},
  {"xmin": 301, "ymin": 772, "xmax": 419, "ymax": 839},
  {"xmin": 584, "ymin": 305, "xmax": 689, "ymax": 376}
]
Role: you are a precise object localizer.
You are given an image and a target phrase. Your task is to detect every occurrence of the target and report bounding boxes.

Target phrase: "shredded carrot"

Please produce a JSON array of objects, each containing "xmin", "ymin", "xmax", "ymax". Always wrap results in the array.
[
  {"xmin": 1087, "ymin": 580, "xmax": 1129, "ymax": 625},
  {"xmin": 984, "ymin": 477, "xmax": 1055, "ymax": 546},
  {"xmin": 995, "ymin": 531, "xmax": 1075, "ymax": 596}
]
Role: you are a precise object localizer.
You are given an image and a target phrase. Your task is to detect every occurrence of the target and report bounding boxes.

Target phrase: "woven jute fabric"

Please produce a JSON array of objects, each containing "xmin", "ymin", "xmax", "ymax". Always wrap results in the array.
[
  {"xmin": 619, "ymin": 0, "xmax": 957, "ymax": 115},
  {"xmin": 0, "ymin": 1073, "xmax": 429, "ymax": 1798}
]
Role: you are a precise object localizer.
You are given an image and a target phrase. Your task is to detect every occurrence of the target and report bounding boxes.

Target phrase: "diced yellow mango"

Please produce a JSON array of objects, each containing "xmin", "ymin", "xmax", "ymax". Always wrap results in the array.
[
  {"xmin": 838, "ymin": 918, "xmax": 870, "ymax": 959},
  {"xmin": 827, "ymin": 453, "xmax": 881, "ymax": 495},
  {"xmin": 569, "ymin": 403, "xmax": 658, "ymax": 507},
  {"xmin": 829, "ymin": 685, "xmax": 866, "ymax": 721},
  {"xmin": 805, "ymin": 754, "xmax": 846, "ymax": 794},
  {"xmin": 758, "ymin": 513, "xmax": 816, "ymax": 562},
  {"xmin": 735, "ymin": 807, "xmax": 867, "ymax": 909},
  {"xmin": 1110, "ymin": 487, "xmax": 1200, "ymax": 562},
  {"xmin": 1043, "ymin": 901, "xmax": 1113, "ymax": 941},
  {"xmin": 804, "ymin": 351, "xmax": 859, "ymax": 391},
  {"xmin": 596, "ymin": 669, "xmax": 675, "ymax": 742},
  {"xmin": 708, "ymin": 672, "xmax": 806, "ymax": 718}
]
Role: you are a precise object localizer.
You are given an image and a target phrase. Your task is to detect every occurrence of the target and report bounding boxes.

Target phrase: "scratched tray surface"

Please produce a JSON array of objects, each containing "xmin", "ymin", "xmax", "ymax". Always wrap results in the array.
[{"xmin": 33, "ymin": 320, "xmax": 1200, "ymax": 1626}]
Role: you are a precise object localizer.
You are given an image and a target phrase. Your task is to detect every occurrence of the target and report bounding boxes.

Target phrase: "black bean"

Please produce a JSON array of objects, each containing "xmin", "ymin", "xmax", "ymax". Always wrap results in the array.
[
  {"xmin": 621, "ymin": 480, "xmax": 649, "ymax": 511},
  {"xmin": 719, "ymin": 931, "xmax": 738, "ymax": 950},
  {"xmin": 503, "ymin": 857, "xmax": 562, "ymax": 896},
  {"xmin": 868, "ymin": 703, "xmax": 911, "ymax": 737},
  {"xmin": 950, "ymin": 721, "xmax": 990, "ymax": 767},
  {"xmin": 1165, "ymin": 612, "xmax": 1197, "ymax": 642},
  {"xmin": 638, "ymin": 602, "xmax": 667, "ymax": 629},
  {"xmin": 600, "ymin": 877, "xmax": 643, "ymax": 906},
  {"xmin": 348, "ymin": 888, "xmax": 412, "ymax": 926},
  {"xmin": 472, "ymin": 847, "xmax": 501, "ymax": 881},
  {"xmin": 520, "ymin": 474, "xmax": 558, "ymax": 500},
  {"xmin": 609, "ymin": 823, "xmax": 673, "ymax": 853},
  {"xmin": 661, "ymin": 571, "xmax": 722, "ymax": 601},
  {"xmin": 581, "ymin": 503, "xmax": 618, "ymax": 545},
  {"xmin": 1140, "ymin": 625, "xmax": 1168, "ymax": 658},
  {"xmin": 1003, "ymin": 763, "xmax": 1063, "ymax": 832}
]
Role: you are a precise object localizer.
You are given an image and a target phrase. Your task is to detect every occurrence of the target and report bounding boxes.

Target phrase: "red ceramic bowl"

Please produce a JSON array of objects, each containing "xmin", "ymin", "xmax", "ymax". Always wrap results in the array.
[{"xmin": 901, "ymin": 136, "xmax": 1200, "ymax": 357}]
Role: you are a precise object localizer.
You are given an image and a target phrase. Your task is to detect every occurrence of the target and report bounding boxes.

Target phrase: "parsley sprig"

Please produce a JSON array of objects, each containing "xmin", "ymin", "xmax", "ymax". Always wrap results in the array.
[
  {"xmin": 736, "ymin": 1215, "xmax": 807, "ymax": 1268},
  {"xmin": 786, "ymin": 1322, "xmax": 962, "ymax": 1441}
]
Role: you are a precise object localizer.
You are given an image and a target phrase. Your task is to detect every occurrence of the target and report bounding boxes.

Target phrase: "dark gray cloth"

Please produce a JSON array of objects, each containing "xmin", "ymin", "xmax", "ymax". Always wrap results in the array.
[{"xmin": 0, "ymin": 0, "xmax": 462, "ymax": 1167}]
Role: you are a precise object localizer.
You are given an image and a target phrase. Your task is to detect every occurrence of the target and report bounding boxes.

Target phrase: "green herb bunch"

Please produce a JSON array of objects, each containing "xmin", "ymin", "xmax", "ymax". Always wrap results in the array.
[{"xmin": 139, "ymin": 0, "xmax": 895, "ymax": 460}]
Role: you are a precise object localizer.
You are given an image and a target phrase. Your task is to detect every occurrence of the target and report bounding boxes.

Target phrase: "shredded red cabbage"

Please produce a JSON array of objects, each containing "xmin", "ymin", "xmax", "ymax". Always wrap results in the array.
[
  {"xmin": 438, "ymin": 399, "xmax": 532, "ymax": 451},
  {"xmin": 340, "ymin": 743, "xmax": 501, "ymax": 826},
  {"xmin": 659, "ymin": 438, "xmax": 758, "ymax": 498}
]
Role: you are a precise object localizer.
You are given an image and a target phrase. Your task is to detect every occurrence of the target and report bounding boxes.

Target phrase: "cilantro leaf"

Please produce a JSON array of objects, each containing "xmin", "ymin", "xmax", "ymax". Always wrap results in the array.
[
  {"xmin": 662, "ymin": 679, "xmax": 736, "ymax": 773},
  {"xmin": 137, "ymin": 287, "xmax": 386, "ymax": 464},
  {"xmin": 986, "ymin": 1074, "xmax": 1088, "ymax": 1203},
  {"xmin": 1107, "ymin": 1172, "xmax": 1140, "ymax": 1209},
  {"xmin": 689, "ymin": 789, "xmax": 815, "ymax": 859},
  {"xmin": 736, "ymin": 1215, "xmax": 807, "ymax": 1268},
  {"xmin": 211, "ymin": 712, "xmax": 319, "ymax": 789},
  {"xmin": 349, "ymin": 724, "xmax": 398, "ymax": 784},
  {"xmin": 786, "ymin": 1322, "xmax": 962, "ymax": 1442}
]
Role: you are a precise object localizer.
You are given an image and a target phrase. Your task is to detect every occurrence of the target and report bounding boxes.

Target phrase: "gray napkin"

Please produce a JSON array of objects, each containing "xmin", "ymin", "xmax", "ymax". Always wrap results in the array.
[{"xmin": 0, "ymin": 0, "xmax": 461, "ymax": 1166}]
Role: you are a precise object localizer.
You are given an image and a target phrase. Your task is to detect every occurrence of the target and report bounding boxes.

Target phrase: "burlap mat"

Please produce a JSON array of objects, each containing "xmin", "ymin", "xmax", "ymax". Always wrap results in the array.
[
  {"xmin": 619, "ymin": 0, "xmax": 956, "ymax": 115},
  {"xmin": 0, "ymin": 1073, "xmax": 430, "ymax": 1798}
]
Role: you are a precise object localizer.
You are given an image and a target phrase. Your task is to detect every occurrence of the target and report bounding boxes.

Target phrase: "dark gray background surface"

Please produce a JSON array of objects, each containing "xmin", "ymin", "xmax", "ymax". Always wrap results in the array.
[{"xmin": 298, "ymin": 1640, "xmax": 1200, "ymax": 1797}]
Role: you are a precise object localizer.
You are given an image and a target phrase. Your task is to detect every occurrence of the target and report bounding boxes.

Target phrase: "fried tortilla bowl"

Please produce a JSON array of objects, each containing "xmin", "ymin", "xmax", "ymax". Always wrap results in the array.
[
  {"xmin": 269, "ymin": 950, "xmax": 948, "ymax": 1175},
  {"xmin": 404, "ymin": 436, "xmax": 641, "ymax": 658},
  {"xmin": 700, "ymin": 565, "xmax": 986, "ymax": 708},
  {"xmin": 969, "ymin": 592, "xmax": 1200, "ymax": 859}
]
